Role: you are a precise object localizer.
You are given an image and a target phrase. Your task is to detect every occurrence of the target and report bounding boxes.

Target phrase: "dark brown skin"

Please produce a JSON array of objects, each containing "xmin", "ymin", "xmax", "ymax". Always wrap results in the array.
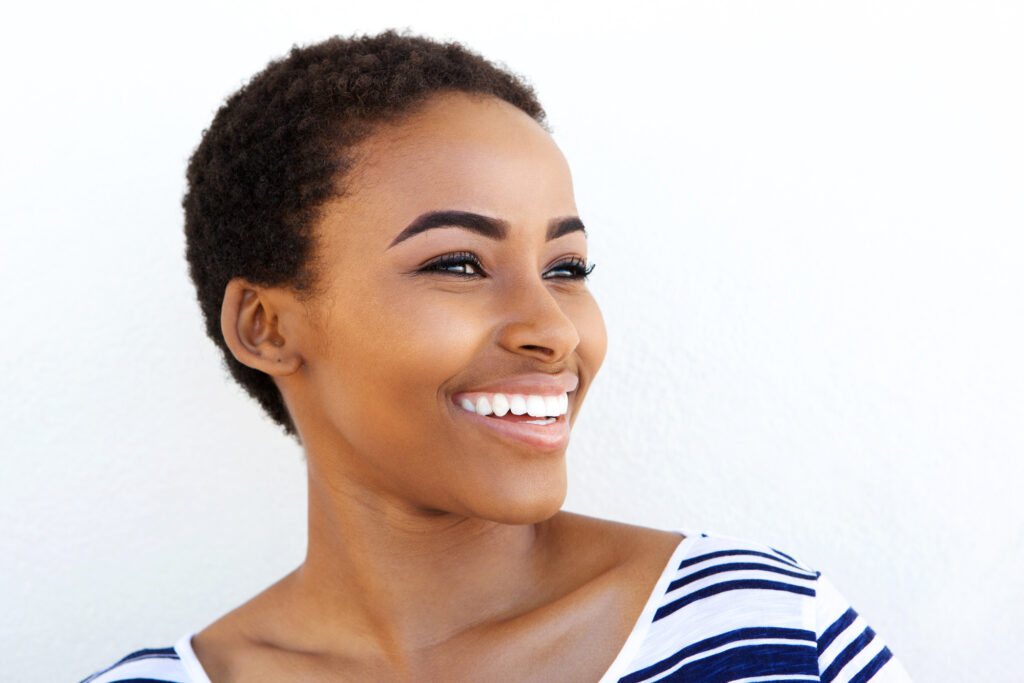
[{"xmin": 195, "ymin": 92, "xmax": 683, "ymax": 682}]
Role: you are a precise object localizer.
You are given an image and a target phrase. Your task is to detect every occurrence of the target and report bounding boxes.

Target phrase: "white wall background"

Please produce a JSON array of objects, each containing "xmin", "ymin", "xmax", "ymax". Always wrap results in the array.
[{"xmin": 2, "ymin": 1, "xmax": 1021, "ymax": 681}]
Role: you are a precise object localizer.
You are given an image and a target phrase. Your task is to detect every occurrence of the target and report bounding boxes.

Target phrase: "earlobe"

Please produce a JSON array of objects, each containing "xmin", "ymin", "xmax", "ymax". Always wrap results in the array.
[{"xmin": 220, "ymin": 279, "xmax": 303, "ymax": 376}]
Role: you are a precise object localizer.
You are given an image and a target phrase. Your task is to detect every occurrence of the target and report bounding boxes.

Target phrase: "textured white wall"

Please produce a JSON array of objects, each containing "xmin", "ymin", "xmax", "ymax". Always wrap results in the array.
[{"xmin": 2, "ymin": 2, "xmax": 1021, "ymax": 681}]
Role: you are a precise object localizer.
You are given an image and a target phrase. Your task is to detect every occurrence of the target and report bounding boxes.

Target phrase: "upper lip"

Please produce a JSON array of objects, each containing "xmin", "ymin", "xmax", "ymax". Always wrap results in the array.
[{"xmin": 453, "ymin": 372, "xmax": 579, "ymax": 397}]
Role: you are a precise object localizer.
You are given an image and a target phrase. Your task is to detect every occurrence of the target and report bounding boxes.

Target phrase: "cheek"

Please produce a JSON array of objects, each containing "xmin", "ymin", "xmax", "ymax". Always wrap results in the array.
[
  {"xmin": 379, "ymin": 289, "xmax": 491, "ymax": 369},
  {"xmin": 572, "ymin": 292, "xmax": 608, "ymax": 374},
  {"xmin": 299, "ymin": 293, "xmax": 485, "ymax": 478},
  {"xmin": 314, "ymin": 288, "xmax": 490, "ymax": 409}
]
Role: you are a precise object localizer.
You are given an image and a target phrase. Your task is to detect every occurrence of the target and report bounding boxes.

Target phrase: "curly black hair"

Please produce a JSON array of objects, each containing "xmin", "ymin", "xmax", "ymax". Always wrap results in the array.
[{"xmin": 183, "ymin": 31, "xmax": 546, "ymax": 437}]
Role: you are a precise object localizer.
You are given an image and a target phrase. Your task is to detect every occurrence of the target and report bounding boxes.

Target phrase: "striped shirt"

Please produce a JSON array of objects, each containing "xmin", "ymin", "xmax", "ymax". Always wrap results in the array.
[{"xmin": 79, "ymin": 532, "xmax": 910, "ymax": 683}]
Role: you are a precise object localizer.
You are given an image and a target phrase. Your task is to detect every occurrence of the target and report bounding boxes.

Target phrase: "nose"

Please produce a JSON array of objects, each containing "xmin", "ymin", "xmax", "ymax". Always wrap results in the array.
[{"xmin": 496, "ymin": 278, "xmax": 581, "ymax": 364}]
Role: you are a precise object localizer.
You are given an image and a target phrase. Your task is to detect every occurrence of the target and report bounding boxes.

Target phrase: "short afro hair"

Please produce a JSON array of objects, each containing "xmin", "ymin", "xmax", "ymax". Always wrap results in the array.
[{"xmin": 183, "ymin": 31, "xmax": 546, "ymax": 436}]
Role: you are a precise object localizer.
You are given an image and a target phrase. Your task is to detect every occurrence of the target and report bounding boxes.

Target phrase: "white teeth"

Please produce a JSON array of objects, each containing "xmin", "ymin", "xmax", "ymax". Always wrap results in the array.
[
  {"xmin": 544, "ymin": 396, "xmax": 559, "ymax": 417},
  {"xmin": 526, "ymin": 395, "xmax": 546, "ymax": 417},
  {"xmin": 523, "ymin": 417, "xmax": 556, "ymax": 425},
  {"xmin": 458, "ymin": 392, "xmax": 570, "ymax": 418},
  {"xmin": 509, "ymin": 395, "xmax": 528, "ymax": 415},
  {"xmin": 475, "ymin": 396, "xmax": 493, "ymax": 416},
  {"xmin": 491, "ymin": 393, "xmax": 510, "ymax": 417}
]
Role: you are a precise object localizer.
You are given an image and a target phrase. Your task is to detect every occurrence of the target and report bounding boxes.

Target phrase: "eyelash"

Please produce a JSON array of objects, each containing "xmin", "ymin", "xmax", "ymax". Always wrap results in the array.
[{"xmin": 420, "ymin": 251, "xmax": 595, "ymax": 280}]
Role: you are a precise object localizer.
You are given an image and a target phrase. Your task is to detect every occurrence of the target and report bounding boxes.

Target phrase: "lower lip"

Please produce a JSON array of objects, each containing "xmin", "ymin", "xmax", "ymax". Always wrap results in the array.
[{"xmin": 453, "ymin": 405, "xmax": 571, "ymax": 451}]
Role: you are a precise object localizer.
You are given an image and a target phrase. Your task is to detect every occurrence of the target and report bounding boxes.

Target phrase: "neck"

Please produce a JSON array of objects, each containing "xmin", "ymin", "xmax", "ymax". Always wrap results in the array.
[{"xmin": 278, "ymin": 460, "xmax": 556, "ymax": 663}]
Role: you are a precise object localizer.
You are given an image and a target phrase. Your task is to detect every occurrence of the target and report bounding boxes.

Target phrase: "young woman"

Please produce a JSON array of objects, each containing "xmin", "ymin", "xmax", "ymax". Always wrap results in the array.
[{"xmin": 81, "ymin": 31, "xmax": 910, "ymax": 683}]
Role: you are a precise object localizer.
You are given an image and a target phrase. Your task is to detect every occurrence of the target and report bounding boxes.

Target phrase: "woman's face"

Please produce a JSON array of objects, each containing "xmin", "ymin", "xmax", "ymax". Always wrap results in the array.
[{"xmin": 284, "ymin": 92, "xmax": 606, "ymax": 524}]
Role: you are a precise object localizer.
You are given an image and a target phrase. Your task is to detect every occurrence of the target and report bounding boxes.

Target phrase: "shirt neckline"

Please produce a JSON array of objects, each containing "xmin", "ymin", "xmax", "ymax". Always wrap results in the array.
[
  {"xmin": 595, "ymin": 530, "xmax": 699, "ymax": 683},
  {"xmin": 174, "ymin": 531, "xmax": 702, "ymax": 683},
  {"xmin": 174, "ymin": 633, "xmax": 213, "ymax": 683}
]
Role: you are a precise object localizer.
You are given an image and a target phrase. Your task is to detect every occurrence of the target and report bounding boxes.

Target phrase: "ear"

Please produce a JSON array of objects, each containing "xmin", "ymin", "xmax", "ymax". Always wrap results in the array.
[{"xmin": 220, "ymin": 278, "xmax": 304, "ymax": 376}]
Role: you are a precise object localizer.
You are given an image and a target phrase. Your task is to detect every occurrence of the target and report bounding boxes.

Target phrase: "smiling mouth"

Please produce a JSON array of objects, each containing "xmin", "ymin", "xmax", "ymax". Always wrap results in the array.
[
  {"xmin": 456, "ymin": 392, "xmax": 568, "ymax": 425},
  {"xmin": 451, "ymin": 392, "xmax": 572, "ymax": 451}
]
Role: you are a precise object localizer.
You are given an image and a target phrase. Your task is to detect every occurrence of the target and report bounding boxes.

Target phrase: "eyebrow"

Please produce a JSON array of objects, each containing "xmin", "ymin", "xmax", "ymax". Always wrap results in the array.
[{"xmin": 387, "ymin": 210, "xmax": 586, "ymax": 248}]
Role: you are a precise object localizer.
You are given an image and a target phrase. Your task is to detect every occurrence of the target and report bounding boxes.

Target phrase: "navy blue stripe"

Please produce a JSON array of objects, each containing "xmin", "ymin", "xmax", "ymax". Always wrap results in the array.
[
  {"xmin": 849, "ymin": 646, "xmax": 893, "ymax": 683},
  {"xmin": 656, "ymin": 643, "xmax": 818, "ymax": 682},
  {"xmin": 117, "ymin": 648, "xmax": 178, "ymax": 664},
  {"xmin": 821, "ymin": 626, "xmax": 876, "ymax": 683},
  {"xmin": 617, "ymin": 627, "xmax": 815, "ymax": 683},
  {"xmin": 655, "ymin": 579, "xmax": 816, "ymax": 621},
  {"xmin": 770, "ymin": 546, "xmax": 799, "ymax": 563},
  {"xmin": 677, "ymin": 549, "xmax": 803, "ymax": 571},
  {"xmin": 667, "ymin": 562, "xmax": 816, "ymax": 593},
  {"xmin": 818, "ymin": 607, "xmax": 858, "ymax": 653},
  {"xmin": 78, "ymin": 651, "xmax": 179, "ymax": 683}
]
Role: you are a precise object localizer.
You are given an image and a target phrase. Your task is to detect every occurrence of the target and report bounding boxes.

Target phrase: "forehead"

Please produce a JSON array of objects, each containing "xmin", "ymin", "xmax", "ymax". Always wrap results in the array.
[{"xmin": 322, "ymin": 92, "xmax": 577, "ymax": 247}]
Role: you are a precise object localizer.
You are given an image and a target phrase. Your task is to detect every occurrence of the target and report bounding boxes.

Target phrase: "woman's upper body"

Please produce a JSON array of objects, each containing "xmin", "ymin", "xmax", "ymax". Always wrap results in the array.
[
  {"xmin": 81, "ymin": 522, "xmax": 911, "ymax": 682},
  {"xmin": 80, "ymin": 33, "xmax": 910, "ymax": 682}
]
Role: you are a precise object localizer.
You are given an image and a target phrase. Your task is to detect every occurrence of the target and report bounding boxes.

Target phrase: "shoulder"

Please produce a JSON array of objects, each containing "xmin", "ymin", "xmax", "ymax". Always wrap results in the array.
[
  {"xmin": 648, "ymin": 530, "xmax": 821, "ymax": 632},
  {"xmin": 79, "ymin": 637, "xmax": 201, "ymax": 683},
  {"xmin": 607, "ymin": 530, "xmax": 912, "ymax": 683}
]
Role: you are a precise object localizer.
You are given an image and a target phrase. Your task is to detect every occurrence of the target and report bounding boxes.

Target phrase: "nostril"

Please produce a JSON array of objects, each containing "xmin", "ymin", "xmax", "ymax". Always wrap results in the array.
[{"xmin": 521, "ymin": 344, "xmax": 552, "ymax": 355}]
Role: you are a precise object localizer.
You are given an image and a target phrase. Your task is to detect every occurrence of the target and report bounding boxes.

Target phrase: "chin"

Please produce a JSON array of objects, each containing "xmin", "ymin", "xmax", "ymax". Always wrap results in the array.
[
  {"xmin": 460, "ymin": 472, "xmax": 568, "ymax": 526},
  {"xmin": 489, "ymin": 497, "xmax": 565, "ymax": 527}
]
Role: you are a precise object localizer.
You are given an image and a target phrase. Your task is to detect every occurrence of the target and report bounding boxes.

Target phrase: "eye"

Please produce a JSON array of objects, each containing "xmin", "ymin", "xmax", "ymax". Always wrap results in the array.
[
  {"xmin": 420, "ymin": 251, "xmax": 485, "ymax": 278},
  {"xmin": 544, "ymin": 256, "xmax": 595, "ymax": 280}
]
